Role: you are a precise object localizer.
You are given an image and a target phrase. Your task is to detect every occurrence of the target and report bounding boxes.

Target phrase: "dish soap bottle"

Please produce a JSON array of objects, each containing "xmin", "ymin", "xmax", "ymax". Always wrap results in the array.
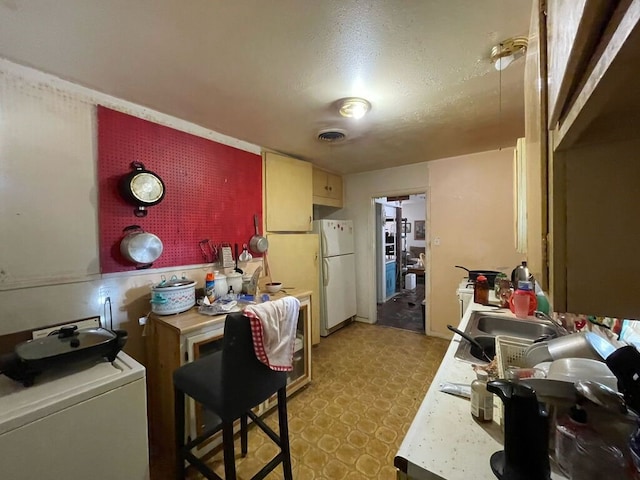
[{"xmin": 471, "ymin": 370, "xmax": 493, "ymax": 422}]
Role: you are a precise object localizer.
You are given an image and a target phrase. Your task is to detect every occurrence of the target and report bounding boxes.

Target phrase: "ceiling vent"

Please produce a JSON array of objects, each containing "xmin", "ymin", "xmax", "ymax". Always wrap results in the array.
[{"xmin": 317, "ymin": 129, "xmax": 347, "ymax": 143}]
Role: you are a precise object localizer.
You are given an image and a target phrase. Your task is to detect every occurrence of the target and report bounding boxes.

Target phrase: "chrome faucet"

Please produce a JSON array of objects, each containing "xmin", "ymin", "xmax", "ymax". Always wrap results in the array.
[{"xmin": 534, "ymin": 311, "xmax": 570, "ymax": 336}]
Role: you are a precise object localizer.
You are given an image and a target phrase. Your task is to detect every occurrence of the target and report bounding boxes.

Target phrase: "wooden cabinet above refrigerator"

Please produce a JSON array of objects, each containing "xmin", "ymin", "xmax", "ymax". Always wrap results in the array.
[
  {"xmin": 264, "ymin": 152, "xmax": 312, "ymax": 232},
  {"xmin": 312, "ymin": 167, "xmax": 343, "ymax": 208}
]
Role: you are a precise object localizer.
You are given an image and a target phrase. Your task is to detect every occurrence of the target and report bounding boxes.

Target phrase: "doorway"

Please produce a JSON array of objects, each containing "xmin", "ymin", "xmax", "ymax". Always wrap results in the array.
[{"xmin": 374, "ymin": 193, "xmax": 427, "ymax": 333}]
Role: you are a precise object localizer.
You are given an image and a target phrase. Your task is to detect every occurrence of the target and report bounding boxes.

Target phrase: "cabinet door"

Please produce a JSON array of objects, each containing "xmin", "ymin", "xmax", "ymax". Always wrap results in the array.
[
  {"xmin": 266, "ymin": 233, "xmax": 320, "ymax": 344},
  {"xmin": 312, "ymin": 167, "xmax": 329, "ymax": 198},
  {"xmin": 326, "ymin": 172, "xmax": 343, "ymax": 203},
  {"xmin": 312, "ymin": 167, "xmax": 343, "ymax": 207},
  {"xmin": 547, "ymin": 0, "xmax": 614, "ymax": 127},
  {"xmin": 286, "ymin": 296, "xmax": 311, "ymax": 392},
  {"xmin": 265, "ymin": 152, "xmax": 312, "ymax": 232},
  {"xmin": 185, "ymin": 328, "xmax": 225, "ymax": 455}
]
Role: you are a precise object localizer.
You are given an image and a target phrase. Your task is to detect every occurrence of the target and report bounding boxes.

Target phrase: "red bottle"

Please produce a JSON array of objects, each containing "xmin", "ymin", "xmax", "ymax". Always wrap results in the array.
[{"xmin": 509, "ymin": 281, "xmax": 538, "ymax": 317}]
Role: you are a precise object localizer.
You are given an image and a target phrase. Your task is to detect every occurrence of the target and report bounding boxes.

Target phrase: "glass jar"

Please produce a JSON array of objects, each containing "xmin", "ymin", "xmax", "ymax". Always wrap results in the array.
[
  {"xmin": 473, "ymin": 275, "xmax": 490, "ymax": 305},
  {"xmin": 571, "ymin": 434, "xmax": 626, "ymax": 480},
  {"xmin": 496, "ymin": 278, "xmax": 514, "ymax": 308},
  {"xmin": 555, "ymin": 405, "xmax": 590, "ymax": 476}
]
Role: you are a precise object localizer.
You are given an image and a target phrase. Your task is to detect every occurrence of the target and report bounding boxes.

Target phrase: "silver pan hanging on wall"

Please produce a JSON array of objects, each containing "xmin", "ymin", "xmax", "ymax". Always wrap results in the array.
[
  {"xmin": 119, "ymin": 161, "xmax": 166, "ymax": 217},
  {"xmin": 120, "ymin": 225, "xmax": 163, "ymax": 269}
]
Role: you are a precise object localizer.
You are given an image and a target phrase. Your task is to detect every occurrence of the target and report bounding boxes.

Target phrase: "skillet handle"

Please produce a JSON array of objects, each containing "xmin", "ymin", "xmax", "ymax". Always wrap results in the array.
[{"xmin": 454, "ymin": 265, "xmax": 470, "ymax": 272}]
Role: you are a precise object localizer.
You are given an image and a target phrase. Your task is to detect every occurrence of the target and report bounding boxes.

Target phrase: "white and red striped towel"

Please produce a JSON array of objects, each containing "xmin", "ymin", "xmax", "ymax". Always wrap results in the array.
[{"xmin": 243, "ymin": 296, "xmax": 300, "ymax": 371}]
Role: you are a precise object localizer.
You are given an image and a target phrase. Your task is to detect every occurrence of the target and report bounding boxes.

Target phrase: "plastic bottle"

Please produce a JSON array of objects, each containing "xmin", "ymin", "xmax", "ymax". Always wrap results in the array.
[
  {"xmin": 205, "ymin": 272, "xmax": 215, "ymax": 302},
  {"xmin": 533, "ymin": 281, "xmax": 551, "ymax": 315},
  {"xmin": 473, "ymin": 275, "xmax": 490, "ymax": 305},
  {"xmin": 509, "ymin": 281, "xmax": 537, "ymax": 318},
  {"xmin": 470, "ymin": 370, "xmax": 493, "ymax": 422},
  {"xmin": 555, "ymin": 405, "xmax": 592, "ymax": 476},
  {"xmin": 213, "ymin": 271, "xmax": 227, "ymax": 299}
]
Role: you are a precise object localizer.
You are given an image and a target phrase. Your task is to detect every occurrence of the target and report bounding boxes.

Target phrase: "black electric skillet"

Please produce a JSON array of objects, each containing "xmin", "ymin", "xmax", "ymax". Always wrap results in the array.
[{"xmin": 0, "ymin": 325, "xmax": 127, "ymax": 387}]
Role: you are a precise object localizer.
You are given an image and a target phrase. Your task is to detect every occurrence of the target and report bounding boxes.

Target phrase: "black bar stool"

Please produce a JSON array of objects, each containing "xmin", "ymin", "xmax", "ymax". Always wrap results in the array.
[{"xmin": 173, "ymin": 313, "xmax": 293, "ymax": 480}]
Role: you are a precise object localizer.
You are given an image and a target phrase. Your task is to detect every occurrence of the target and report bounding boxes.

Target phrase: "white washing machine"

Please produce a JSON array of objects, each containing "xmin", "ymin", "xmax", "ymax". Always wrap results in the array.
[{"xmin": 0, "ymin": 351, "xmax": 149, "ymax": 479}]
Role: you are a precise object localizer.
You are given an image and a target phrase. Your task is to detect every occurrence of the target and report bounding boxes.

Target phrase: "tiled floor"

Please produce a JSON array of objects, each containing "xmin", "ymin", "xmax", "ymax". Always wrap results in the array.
[
  {"xmin": 376, "ymin": 282, "xmax": 426, "ymax": 333},
  {"xmin": 198, "ymin": 321, "xmax": 449, "ymax": 479}
]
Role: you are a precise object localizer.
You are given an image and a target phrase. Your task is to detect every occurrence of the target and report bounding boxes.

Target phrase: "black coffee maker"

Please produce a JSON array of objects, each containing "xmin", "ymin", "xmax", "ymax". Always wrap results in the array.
[{"xmin": 487, "ymin": 379, "xmax": 551, "ymax": 480}]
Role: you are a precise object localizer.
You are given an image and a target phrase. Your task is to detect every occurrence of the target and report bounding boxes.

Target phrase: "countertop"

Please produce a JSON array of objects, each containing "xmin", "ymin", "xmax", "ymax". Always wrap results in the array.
[
  {"xmin": 395, "ymin": 300, "xmax": 568, "ymax": 480},
  {"xmin": 149, "ymin": 288, "xmax": 312, "ymax": 335}
]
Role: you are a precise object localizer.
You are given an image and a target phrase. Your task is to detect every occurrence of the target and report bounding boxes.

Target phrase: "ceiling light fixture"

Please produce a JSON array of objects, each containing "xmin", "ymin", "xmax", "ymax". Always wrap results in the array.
[
  {"xmin": 338, "ymin": 97, "xmax": 371, "ymax": 119},
  {"xmin": 490, "ymin": 36, "xmax": 528, "ymax": 71}
]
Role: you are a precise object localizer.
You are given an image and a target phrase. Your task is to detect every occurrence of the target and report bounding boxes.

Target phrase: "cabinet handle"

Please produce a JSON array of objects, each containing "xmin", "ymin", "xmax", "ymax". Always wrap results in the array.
[
  {"xmin": 328, "ymin": 186, "xmax": 332, "ymax": 191},
  {"xmin": 325, "ymin": 185, "xmax": 329, "ymax": 191}
]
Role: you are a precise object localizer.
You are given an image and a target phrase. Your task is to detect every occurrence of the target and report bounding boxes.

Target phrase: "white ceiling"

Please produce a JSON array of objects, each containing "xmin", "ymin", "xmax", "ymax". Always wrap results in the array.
[{"xmin": 0, "ymin": 0, "xmax": 532, "ymax": 174}]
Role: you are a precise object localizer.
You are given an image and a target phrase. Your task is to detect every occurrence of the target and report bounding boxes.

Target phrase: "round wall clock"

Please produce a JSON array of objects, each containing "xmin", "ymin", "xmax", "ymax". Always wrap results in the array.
[{"xmin": 119, "ymin": 162, "xmax": 165, "ymax": 217}]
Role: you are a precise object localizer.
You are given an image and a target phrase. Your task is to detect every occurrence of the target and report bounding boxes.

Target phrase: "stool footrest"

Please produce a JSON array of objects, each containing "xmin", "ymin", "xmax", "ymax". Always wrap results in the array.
[{"xmin": 247, "ymin": 410, "xmax": 282, "ymax": 447}]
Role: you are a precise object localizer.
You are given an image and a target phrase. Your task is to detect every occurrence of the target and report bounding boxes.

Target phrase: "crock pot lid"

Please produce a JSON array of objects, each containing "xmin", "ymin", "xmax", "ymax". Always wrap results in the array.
[{"xmin": 155, "ymin": 279, "xmax": 195, "ymax": 288}]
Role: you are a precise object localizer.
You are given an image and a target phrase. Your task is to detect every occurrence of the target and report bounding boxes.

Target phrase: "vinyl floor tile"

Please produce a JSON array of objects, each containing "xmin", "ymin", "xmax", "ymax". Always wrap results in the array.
[{"xmin": 193, "ymin": 321, "xmax": 448, "ymax": 479}]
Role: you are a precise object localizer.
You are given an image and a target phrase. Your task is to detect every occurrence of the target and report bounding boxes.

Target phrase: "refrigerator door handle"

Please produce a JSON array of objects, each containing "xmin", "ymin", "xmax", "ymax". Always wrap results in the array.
[
  {"xmin": 323, "ymin": 258, "xmax": 330, "ymax": 286},
  {"xmin": 321, "ymin": 230, "xmax": 328, "ymax": 258}
]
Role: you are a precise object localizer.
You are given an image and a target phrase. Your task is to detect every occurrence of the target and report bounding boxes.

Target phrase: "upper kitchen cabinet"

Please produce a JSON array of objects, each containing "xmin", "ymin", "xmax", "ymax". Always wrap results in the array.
[
  {"xmin": 527, "ymin": 0, "xmax": 640, "ymax": 318},
  {"xmin": 546, "ymin": 0, "xmax": 615, "ymax": 129},
  {"xmin": 264, "ymin": 152, "xmax": 313, "ymax": 232},
  {"xmin": 550, "ymin": 0, "xmax": 640, "ymax": 149},
  {"xmin": 523, "ymin": 0, "xmax": 549, "ymax": 289},
  {"xmin": 312, "ymin": 167, "xmax": 343, "ymax": 208}
]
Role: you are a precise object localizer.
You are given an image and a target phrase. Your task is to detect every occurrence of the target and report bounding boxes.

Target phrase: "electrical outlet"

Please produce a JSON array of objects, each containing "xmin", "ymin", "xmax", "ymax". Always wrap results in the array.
[
  {"xmin": 98, "ymin": 286, "xmax": 112, "ymax": 303},
  {"xmin": 434, "ymin": 237, "xmax": 441, "ymax": 246},
  {"xmin": 139, "ymin": 316, "xmax": 147, "ymax": 326}
]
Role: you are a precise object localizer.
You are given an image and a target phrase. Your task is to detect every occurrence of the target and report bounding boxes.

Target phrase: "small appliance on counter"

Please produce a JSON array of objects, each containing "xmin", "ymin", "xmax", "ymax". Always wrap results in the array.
[
  {"xmin": 0, "ymin": 325, "xmax": 127, "ymax": 387},
  {"xmin": 511, "ymin": 261, "xmax": 534, "ymax": 284},
  {"xmin": 487, "ymin": 379, "xmax": 551, "ymax": 480},
  {"xmin": 150, "ymin": 274, "xmax": 196, "ymax": 315}
]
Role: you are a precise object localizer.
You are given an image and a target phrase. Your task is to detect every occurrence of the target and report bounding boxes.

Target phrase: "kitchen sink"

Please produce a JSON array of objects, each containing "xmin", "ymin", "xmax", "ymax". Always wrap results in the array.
[{"xmin": 453, "ymin": 311, "xmax": 560, "ymax": 364}]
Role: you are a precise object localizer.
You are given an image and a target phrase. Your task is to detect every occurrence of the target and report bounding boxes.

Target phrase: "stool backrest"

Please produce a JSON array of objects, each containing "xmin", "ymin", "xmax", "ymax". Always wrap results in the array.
[{"xmin": 220, "ymin": 313, "xmax": 287, "ymax": 418}]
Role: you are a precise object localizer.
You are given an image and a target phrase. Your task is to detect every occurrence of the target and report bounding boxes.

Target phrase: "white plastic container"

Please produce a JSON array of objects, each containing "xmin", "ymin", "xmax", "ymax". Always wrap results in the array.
[
  {"xmin": 226, "ymin": 272, "xmax": 243, "ymax": 295},
  {"xmin": 405, "ymin": 273, "xmax": 416, "ymax": 290},
  {"xmin": 213, "ymin": 272, "xmax": 228, "ymax": 299}
]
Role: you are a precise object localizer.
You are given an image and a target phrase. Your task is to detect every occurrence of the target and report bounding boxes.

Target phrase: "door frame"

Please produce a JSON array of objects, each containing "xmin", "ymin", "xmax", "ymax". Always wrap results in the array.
[{"xmin": 370, "ymin": 190, "xmax": 429, "ymax": 332}]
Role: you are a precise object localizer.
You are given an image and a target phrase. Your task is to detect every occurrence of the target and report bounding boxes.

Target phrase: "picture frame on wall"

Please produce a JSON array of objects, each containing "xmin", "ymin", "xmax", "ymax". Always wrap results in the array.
[{"xmin": 414, "ymin": 220, "xmax": 425, "ymax": 240}]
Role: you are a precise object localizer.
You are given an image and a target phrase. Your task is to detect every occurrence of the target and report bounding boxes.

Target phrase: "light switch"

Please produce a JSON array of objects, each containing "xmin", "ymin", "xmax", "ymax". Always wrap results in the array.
[{"xmin": 433, "ymin": 237, "xmax": 441, "ymax": 246}]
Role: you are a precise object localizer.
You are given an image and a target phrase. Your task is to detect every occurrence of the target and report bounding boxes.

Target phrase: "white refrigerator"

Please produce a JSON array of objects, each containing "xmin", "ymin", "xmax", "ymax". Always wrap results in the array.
[{"xmin": 313, "ymin": 219, "xmax": 357, "ymax": 336}]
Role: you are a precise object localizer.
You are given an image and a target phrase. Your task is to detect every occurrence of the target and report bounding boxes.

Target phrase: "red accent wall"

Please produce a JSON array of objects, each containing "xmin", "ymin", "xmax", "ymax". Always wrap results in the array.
[{"xmin": 97, "ymin": 106, "xmax": 262, "ymax": 273}]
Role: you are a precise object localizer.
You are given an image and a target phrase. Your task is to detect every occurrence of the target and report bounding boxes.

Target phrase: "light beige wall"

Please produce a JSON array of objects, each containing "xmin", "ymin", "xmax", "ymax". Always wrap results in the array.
[
  {"xmin": 340, "ymin": 149, "xmax": 523, "ymax": 338},
  {"xmin": 337, "ymin": 164, "xmax": 429, "ymax": 324},
  {"xmin": 428, "ymin": 149, "xmax": 524, "ymax": 336}
]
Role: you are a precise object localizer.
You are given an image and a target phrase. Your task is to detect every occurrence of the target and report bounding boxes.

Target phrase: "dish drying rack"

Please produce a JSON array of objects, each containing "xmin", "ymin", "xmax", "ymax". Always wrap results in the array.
[{"xmin": 493, "ymin": 335, "xmax": 534, "ymax": 425}]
